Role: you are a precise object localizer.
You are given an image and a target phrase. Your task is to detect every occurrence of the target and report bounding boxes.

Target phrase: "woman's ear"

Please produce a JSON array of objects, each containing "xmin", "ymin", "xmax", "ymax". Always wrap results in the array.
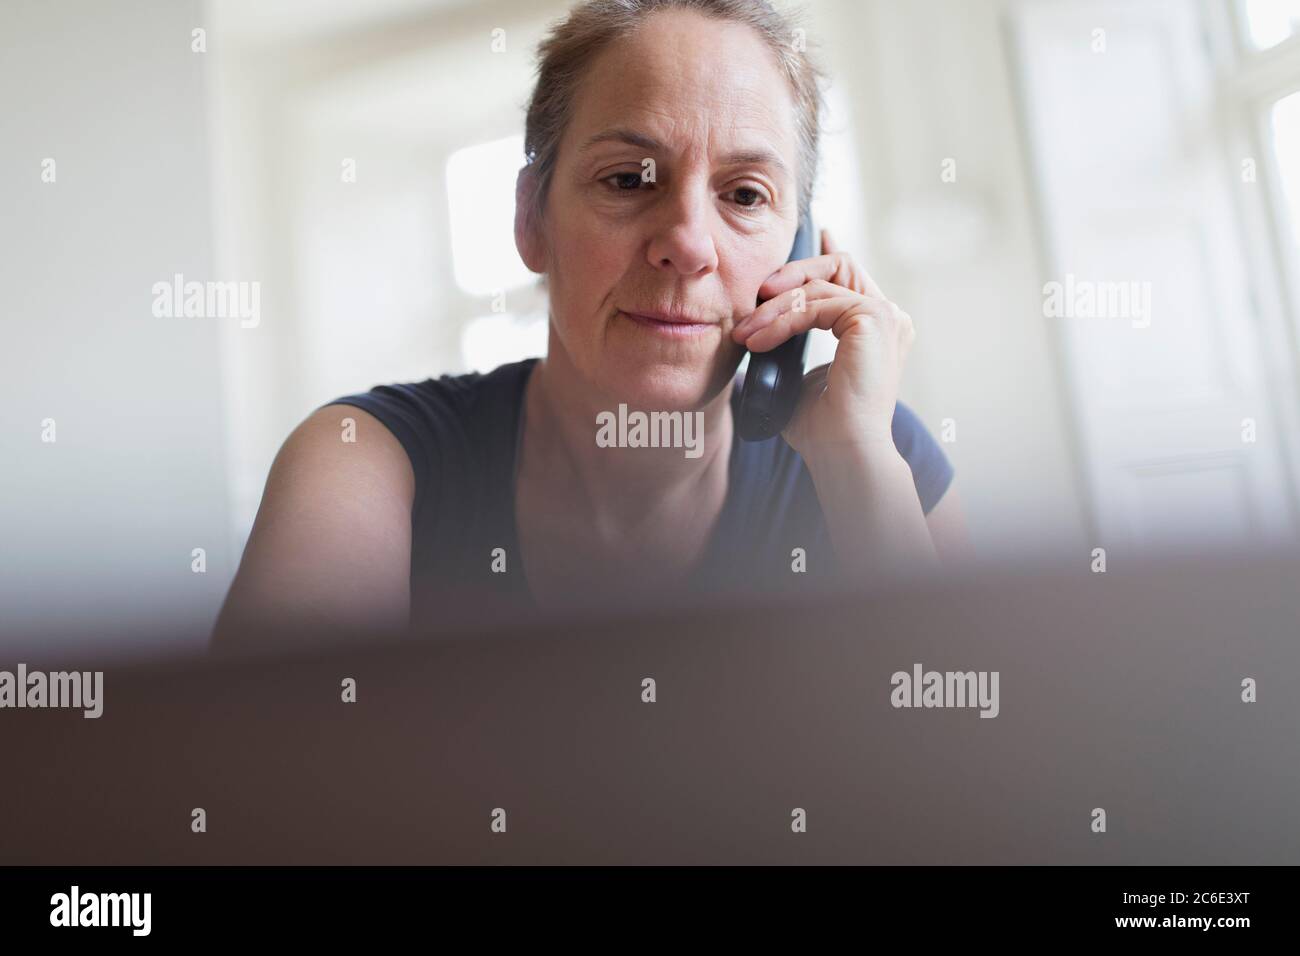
[{"xmin": 514, "ymin": 167, "xmax": 547, "ymax": 274}]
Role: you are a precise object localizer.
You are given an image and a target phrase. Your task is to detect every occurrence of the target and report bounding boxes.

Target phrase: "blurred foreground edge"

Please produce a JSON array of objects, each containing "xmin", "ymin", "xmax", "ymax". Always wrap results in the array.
[{"xmin": 2, "ymin": 549, "xmax": 1299, "ymax": 864}]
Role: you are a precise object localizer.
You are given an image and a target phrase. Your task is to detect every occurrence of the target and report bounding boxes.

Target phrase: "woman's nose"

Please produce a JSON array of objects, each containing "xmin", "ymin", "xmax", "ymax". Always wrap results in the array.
[{"xmin": 644, "ymin": 195, "xmax": 719, "ymax": 277}]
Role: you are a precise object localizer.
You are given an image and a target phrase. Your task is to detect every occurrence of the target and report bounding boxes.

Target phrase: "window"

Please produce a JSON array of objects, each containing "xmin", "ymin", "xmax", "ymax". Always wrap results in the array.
[
  {"xmin": 1231, "ymin": 0, "xmax": 1300, "ymax": 336},
  {"xmin": 445, "ymin": 134, "xmax": 534, "ymax": 295},
  {"xmin": 1241, "ymin": 0, "xmax": 1300, "ymax": 50},
  {"xmin": 1009, "ymin": 0, "xmax": 1300, "ymax": 549},
  {"xmin": 1269, "ymin": 90, "xmax": 1300, "ymax": 269},
  {"xmin": 460, "ymin": 312, "xmax": 547, "ymax": 373}
]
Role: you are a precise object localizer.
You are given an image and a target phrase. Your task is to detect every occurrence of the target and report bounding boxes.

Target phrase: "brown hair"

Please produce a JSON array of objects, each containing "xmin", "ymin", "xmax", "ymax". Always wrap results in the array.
[{"xmin": 522, "ymin": 0, "xmax": 825, "ymax": 220}]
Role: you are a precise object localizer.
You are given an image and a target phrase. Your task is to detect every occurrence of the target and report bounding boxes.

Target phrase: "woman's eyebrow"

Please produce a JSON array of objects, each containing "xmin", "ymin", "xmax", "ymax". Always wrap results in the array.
[
  {"xmin": 578, "ymin": 127, "xmax": 662, "ymax": 154},
  {"xmin": 578, "ymin": 127, "xmax": 789, "ymax": 175},
  {"xmin": 718, "ymin": 148, "xmax": 788, "ymax": 175}
]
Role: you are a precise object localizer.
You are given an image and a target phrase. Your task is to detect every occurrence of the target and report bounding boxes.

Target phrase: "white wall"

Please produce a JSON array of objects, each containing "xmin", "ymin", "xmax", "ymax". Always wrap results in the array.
[
  {"xmin": 207, "ymin": 0, "xmax": 570, "ymax": 553},
  {"xmin": 0, "ymin": 0, "xmax": 233, "ymax": 661}
]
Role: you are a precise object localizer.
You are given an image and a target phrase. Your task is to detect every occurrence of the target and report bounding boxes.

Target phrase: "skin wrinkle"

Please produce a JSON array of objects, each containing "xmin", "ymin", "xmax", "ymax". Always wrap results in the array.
[{"xmin": 538, "ymin": 19, "xmax": 799, "ymax": 409}]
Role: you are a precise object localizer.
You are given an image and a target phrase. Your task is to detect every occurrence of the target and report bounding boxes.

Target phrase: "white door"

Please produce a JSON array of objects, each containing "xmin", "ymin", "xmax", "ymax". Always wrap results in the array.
[{"xmin": 1009, "ymin": 0, "xmax": 1299, "ymax": 553}]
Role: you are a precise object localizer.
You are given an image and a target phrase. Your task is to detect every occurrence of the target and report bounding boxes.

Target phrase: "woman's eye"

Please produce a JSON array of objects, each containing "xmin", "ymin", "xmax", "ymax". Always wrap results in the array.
[
  {"xmin": 730, "ymin": 187, "xmax": 767, "ymax": 209},
  {"xmin": 607, "ymin": 172, "xmax": 644, "ymax": 191}
]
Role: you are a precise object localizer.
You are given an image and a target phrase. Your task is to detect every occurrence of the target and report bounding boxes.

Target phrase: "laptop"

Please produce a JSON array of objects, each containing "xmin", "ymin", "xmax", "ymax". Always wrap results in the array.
[{"xmin": 2, "ymin": 551, "xmax": 1297, "ymax": 864}]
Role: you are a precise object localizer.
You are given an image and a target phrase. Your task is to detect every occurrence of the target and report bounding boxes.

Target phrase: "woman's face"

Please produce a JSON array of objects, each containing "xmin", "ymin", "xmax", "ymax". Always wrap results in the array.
[{"xmin": 523, "ymin": 9, "xmax": 802, "ymax": 411}]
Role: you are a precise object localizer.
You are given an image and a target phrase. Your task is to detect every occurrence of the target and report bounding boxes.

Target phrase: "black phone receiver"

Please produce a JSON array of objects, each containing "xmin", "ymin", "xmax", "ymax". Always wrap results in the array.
[{"xmin": 736, "ymin": 213, "xmax": 815, "ymax": 442}]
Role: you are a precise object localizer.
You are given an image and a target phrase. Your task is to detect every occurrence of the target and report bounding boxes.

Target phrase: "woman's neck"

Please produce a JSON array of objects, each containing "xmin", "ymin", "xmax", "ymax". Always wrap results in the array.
[{"xmin": 519, "ymin": 345, "xmax": 736, "ymax": 535}]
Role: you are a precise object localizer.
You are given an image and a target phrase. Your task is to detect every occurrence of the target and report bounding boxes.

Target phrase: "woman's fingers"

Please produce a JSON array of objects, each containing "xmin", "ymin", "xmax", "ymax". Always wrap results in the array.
[
  {"xmin": 736, "ymin": 281, "xmax": 909, "ymax": 353},
  {"xmin": 757, "ymin": 249, "xmax": 885, "ymax": 302},
  {"xmin": 735, "ymin": 276, "xmax": 876, "ymax": 341},
  {"xmin": 733, "ymin": 277, "xmax": 834, "ymax": 342},
  {"xmin": 740, "ymin": 295, "xmax": 859, "ymax": 352},
  {"xmin": 735, "ymin": 239, "xmax": 904, "ymax": 354}
]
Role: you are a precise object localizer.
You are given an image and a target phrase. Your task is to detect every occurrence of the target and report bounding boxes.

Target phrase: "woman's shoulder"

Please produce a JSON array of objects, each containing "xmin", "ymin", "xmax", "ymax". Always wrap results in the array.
[
  {"xmin": 323, "ymin": 358, "xmax": 534, "ymax": 444},
  {"xmin": 323, "ymin": 358, "xmax": 535, "ymax": 424},
  {"xmin": 319, "ymin": 358, "xmax": 536, "ymax": 515}
]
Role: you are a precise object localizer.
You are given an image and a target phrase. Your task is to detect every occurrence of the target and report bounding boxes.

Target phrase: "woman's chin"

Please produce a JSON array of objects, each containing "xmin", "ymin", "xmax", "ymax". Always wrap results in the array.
[{"xmin": 598, "ymin": 351, "xmax": 741, "ymax": 412}]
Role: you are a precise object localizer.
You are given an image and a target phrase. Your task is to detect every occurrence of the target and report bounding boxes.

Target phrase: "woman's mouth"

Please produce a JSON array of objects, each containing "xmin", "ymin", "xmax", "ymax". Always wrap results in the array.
[{"xmin": 618, "ymin": 310, "xmax": 719, "ymax": 337}]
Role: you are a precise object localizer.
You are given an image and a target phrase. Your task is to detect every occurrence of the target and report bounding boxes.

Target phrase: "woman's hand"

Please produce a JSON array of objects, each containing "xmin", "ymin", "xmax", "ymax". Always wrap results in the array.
[
  {"xmin": 731, "ymin": 228, "xmax": 937, "ymax": 580},
  {"xmin": 730, "ymin": 229, "xmax": 914, "ymax": 463}
]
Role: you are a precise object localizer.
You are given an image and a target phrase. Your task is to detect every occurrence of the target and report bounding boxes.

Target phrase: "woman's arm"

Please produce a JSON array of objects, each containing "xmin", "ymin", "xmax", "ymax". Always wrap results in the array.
[
  {"xmin": 733, "ymin": 227, "xmax": 971, "ymax": 582},
  {"xmin": 807, "ymin": 453, "xmax": 974, "ymax": 581},
  {"xmin": 802, "ymin": 439, "xmax": 940, "ymax": 582},
  {"xmin": 210, "ymin": 405, "xmax": 415, "ymax": 652},
  {"xmin": 924, "ymin": 484, "xmax": 975, "ymax": 566}
]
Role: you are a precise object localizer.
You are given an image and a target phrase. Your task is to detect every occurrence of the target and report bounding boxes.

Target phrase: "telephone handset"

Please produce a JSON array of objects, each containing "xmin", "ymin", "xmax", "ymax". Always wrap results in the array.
[{"xmin": 736, "ymin": 212, "xmax": 815, "ymax": 442}]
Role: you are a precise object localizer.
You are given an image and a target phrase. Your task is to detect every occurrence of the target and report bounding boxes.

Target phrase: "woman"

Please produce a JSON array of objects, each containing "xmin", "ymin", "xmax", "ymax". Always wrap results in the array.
[{"xmin": 211, "ymin": 0, "xmax": 970, "ymax": 647}]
